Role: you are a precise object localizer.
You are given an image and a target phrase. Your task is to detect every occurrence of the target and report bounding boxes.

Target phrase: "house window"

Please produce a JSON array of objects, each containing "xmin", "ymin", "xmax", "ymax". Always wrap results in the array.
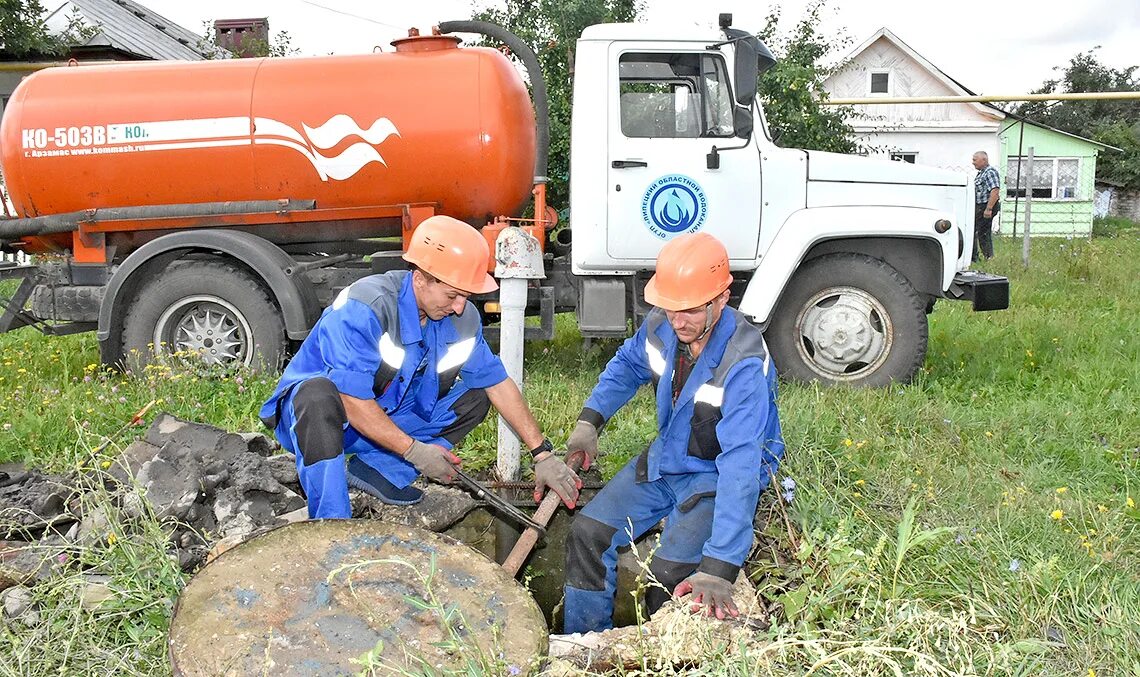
[
  {"xmin": 890, "ymin": 152, "xmax": 917, "ymax": 164},
  {"xmin": 618, "ymin": 52, "xmax": 735, "ymax": 139},
  {"xmin": 1005, "ymin": 157, "xmax": 1081, "ymax": 200},
  {"xmin": 870, "ymin": 71, "xmax": 890, "ymax": 95}
]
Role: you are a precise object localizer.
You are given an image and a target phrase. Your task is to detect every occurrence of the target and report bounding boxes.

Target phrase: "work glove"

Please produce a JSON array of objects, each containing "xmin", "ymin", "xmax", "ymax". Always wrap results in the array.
[
  {"xmin": 404, "ymin": 439, "xmax": 460, "ymax": 484},
  {"xmin": 533, "ymin": 454, "xmax": 583, "ymax": 509},
  {"xmin": 673, "ymin": 571, "xmax": 739, "ymax": 620},
  {"xmin": 565, "ymin": 420, "xmax": 598, "ymax": 471}
]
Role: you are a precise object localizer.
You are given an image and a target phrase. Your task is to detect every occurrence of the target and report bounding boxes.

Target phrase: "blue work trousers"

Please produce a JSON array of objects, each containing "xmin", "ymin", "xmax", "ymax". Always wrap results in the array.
[
  {"xmin": 267, "ymin": 377, "xmax": 489, "ymax": 519},
  {"xmin": 563, "ymin": 455, "xmax": 721, "ymax": 634}
]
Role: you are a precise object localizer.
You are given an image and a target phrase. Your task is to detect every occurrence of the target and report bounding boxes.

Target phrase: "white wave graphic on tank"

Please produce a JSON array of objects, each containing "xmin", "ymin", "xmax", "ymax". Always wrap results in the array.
[{"xmin": 253, "ymin": 114, "xmax": 401, "ymax": 182}]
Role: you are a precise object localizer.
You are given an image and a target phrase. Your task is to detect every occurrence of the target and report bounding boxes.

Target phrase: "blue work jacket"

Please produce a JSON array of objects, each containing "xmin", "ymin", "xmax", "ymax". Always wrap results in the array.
[
  {"xmin": 582, "ymin": 307, "xmax": 784, "ymax": 568},
  {"xmin": 261, "ymin": 271, "xmax": 507, "ymax": 426}
]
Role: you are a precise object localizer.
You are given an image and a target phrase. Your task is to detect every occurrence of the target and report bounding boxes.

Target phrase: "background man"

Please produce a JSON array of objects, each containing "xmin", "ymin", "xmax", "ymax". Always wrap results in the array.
[
  {"xmin": 260, "ymin": 215, "xmax": 581, "ymax": 518},
  {"xmin": 972, "ymin": 151, "xmax": 1001, "ymax": 261},
  {"xmin": 561, "ymin": 232, "xmax": 785, "ymax": 633}
]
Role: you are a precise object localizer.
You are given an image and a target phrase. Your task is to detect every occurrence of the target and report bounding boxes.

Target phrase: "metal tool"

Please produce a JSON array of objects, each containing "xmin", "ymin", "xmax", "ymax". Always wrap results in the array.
[{"xmin": 452, "ymin": 466, "xmax": 547, "ymax": 538}]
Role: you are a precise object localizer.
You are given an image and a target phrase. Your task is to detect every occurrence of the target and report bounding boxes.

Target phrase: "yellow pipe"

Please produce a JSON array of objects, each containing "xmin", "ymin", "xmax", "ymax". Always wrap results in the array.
[
  {"xmin": 0, "ymin": 60, "xmax": 122, "ymax": 72},
  {"xmin": 824, "ymin": 92, "xmax": 1140, "ymax": 105}
]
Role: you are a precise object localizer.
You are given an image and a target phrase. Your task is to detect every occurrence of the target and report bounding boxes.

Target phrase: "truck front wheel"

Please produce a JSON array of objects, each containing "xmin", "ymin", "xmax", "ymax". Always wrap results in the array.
[
  {"xmin": 121, "ymin": 260, "xmax": 286, "ymax": 372},
  {"xmin": 766, "ymin": 253, "xmax": 927, "ymax": 387}
]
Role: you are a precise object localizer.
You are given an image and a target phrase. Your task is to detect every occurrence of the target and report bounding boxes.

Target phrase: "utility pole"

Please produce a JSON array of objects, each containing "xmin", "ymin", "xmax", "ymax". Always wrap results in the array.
[{"xmin": 1023, "ymin": 147, "xmax": 1034, "ymax": 268}]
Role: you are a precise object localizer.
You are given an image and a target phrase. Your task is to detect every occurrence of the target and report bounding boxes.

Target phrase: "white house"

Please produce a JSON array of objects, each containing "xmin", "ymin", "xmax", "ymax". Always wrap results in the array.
[
  {"xmin": 822, "ymin": 27, "xmax": 1005, "ymax": 175},
  {"xmin": 823, "ymin": 27, "xmax": 1112, "ymax": 237}
]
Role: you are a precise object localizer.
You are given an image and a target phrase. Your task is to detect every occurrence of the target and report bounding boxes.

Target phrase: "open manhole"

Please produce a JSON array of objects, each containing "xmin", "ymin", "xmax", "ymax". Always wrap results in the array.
[{"xmin": 169, "ymin": 519, "xmax": 547, "ymax": 675}]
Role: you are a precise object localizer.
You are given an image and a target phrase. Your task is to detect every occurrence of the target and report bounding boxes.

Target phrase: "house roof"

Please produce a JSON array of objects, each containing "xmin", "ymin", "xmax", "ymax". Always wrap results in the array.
[
  {"xmin": 1000, "ymin": 118, "xmax": 1120, "ymax": 152},
  {"xmin": 835, "ymin": 27, "xmax": 1005, "ymax": 121},
  {"xmin": 836, "ymin": 27, "xmax": 1118, "ymax": 151},
  {"xmin": 45, "ymin": 0, "xmax": 218, "ymax": 61}
]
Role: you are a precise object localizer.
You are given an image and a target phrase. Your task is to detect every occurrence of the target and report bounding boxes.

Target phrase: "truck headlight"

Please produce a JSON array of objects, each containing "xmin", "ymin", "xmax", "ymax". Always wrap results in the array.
[{"xmin": 934, "ymin": 219, "xmax": 952, "ymax": 233}]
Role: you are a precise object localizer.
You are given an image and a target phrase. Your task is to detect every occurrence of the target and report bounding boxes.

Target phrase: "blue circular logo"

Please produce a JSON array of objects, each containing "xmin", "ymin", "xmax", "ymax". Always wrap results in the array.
[{"xmin": 640, "ymin": 174, "xmax": 708, "ymax": 239}]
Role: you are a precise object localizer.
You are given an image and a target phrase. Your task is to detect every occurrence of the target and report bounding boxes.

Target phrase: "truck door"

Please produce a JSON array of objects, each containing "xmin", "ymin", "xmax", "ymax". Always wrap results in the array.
[{"xmin": 606, "ymin": 46, "xmax": 762, "ymax": 263}]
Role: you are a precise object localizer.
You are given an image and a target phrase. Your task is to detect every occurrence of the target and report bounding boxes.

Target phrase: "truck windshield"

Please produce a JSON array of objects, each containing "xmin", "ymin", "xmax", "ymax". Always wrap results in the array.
[{"xmin": 618, "ymin": 52, "xmax": 734, "ymax": 139}]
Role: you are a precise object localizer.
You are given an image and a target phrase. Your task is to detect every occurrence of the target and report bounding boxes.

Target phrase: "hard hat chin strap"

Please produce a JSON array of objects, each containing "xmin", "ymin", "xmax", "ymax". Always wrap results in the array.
[{"xmin": 693, "ymin": 302, "xmax": 714, "ymax": 344}]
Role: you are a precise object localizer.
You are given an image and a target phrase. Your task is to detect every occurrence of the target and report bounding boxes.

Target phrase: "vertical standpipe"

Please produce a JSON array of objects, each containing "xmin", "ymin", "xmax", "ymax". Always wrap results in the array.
[{"xmin": 493, "ymin": 226, "xmax": 546, "ymax": 482}]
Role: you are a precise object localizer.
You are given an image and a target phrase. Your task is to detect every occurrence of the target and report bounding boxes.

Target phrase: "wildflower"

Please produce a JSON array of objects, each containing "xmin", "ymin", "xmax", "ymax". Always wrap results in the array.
[
  {"xmin": 843, "ymin": 438, "xmax": 853, "ymax": 447},
  {"xmin": 1009, "ymin": 559, "xmax": 1020, "ymax": 572},
  {"xmin": 1127, "ymin": 497, "xmax": 1136, "ymax": 509},
  {"xmin": 853, "ymin": 491, "xmax": 862, "ymax": 498},
  {"xmin": 1097, "ymin": 504, "xmax": 1108, "ymax": 513},
  {"xmin": 782, "ymin": 489, "xmax": 795, "ymax": 504},
  {"xmin": 107, "ymin": 533, "xmax": 117, "ymax": 545},
  {"xmin": 1056, "ymin": 487, "xmax": 1068, "ymax": 494},
  {"xmin": 955, "ymin": 533, "xmax": 966, "ymax": 545},
  {"xmin": 855, "ymin": 440, "xmax": 866, "ymax": 449},
  {"xmin": 100, "ymin": 460, "xmax": 111, "ymax": 469},
  {"xmin": 57, "ymin": 553, "xmax": 68, "ymax": 564},
  {"xmin": 1050, "ymin": 509, "xmax": 1064, "ymax": 521},
  {"xmin": 854, "ymin": 479, "xmax": 866, "ymax": 486},
  {"xmin": 1, "ymin": 423, "xmax": 10, "ymax": 431},
  {"xmin": 781, "ymin": 477, "xmax": 796, "ymax": 491},
  {"xmin": 985, "ymin": 431, "xmax": 993, "ymax": 438},
  {"xmin": 508, "ymin": 666, "xmax": 522, "ymax": 676}
]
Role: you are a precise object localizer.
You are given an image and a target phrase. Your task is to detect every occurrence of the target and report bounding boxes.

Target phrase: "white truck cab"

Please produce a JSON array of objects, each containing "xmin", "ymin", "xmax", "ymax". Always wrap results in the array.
[{"xmin": 569, "ymin": 16, "xmax": 1008, "ymax": 386}]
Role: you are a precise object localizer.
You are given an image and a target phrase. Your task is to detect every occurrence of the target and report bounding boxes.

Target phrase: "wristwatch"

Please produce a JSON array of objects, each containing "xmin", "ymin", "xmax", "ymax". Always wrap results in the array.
[{"xmin": 529, "ymin": 438, "xmax": 554, "ymax": 459}]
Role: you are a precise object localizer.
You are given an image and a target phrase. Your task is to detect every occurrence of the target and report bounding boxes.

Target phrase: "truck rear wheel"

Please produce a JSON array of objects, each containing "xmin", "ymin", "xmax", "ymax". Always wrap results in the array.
[
  {"xmin": 121, "ymin": 260, "xmax": 286, "ymax": 372},
  {"xmin": 766, "ymin": 253, "xmax": 927, "ymax": 387}
]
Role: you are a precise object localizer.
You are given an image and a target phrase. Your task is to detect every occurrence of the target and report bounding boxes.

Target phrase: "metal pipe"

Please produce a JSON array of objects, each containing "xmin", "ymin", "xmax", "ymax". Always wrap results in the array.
[
  {"xmin": 496, "ymin": 277, "xmax": 527, "ymax": 482},
  {"xmin": 0, "ymin": 199, "xmax": 317, "ymax": 242},
  {"xmin": 824, "ymin": 92, "xmax": 1140, "ymax": 105}
]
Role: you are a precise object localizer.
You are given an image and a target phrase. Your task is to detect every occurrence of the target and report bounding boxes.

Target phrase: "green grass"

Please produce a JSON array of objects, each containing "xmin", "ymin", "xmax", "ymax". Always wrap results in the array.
[{"xmin": 1, "ymin": 230, "xmax": 1139, "ymax": 675}]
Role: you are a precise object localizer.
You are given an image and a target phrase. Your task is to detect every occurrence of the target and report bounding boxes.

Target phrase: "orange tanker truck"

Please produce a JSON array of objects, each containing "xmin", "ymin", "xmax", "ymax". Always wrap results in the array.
[{"xmin": 0, "ymin": 16, "xmax": 1007, "ymax": 386}]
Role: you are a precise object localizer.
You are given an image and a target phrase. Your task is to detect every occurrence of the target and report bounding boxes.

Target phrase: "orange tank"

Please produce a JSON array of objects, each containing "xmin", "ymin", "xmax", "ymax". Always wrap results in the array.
[{"xmin": 0, "ymin": 35, "xmax": 536, "ymax": 251}]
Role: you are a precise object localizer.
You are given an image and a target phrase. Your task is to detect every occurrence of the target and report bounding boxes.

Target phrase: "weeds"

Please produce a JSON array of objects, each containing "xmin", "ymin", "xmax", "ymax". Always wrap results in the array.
[{"xmin": 1, "ymin": 234, "xmax": 1138, "ymax": 674}]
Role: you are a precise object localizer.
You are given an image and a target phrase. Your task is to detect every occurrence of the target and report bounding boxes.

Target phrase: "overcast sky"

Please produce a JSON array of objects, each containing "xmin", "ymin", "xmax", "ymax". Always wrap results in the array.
[{"xmin": 140, "ymin": 0, "xmax": 1140, "ymax": 95}]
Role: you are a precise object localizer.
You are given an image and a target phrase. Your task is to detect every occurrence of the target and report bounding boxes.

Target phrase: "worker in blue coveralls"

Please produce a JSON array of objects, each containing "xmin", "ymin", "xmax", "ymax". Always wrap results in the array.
[
  {"xmin": 561, "ymin": 232, "xmax": 784, "ymax": 632},
  {"xmin": 260, "ymin": 215, "xmax": 582, "ymax": 518}
]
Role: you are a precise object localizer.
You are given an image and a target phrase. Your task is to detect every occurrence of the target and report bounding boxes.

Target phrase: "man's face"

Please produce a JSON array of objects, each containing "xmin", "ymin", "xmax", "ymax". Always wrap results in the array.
[
  {"xmin": 664, "ymin": 291, "xmax": 729, "ymax": 344},
  {"xmin": 972, "ymin": 154, "xmax": 986, "ymax": 170},
  {"xmin": 413, "ymin": 271, "xmax": 470, "ymax": 321}
]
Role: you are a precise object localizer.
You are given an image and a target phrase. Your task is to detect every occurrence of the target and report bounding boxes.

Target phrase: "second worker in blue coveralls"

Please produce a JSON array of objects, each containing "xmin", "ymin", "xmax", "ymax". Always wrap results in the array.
[
  {"xmin": 260, "ymin": 215, "xmax": 582, "ymax": 518},
  {"xmin": 562, "ymin": 232, "xmax": 785, "ymax": 633}
]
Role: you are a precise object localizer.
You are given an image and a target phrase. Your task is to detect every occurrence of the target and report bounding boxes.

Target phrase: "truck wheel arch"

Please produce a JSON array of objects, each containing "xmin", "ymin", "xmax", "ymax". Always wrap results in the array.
[
  {"xmin": 741, "ymin": 230, "xmax": 946, "ymax": 327},
  {"xmin": 97, "ymin": 230, "xmax": 321, "ymax": 366}
]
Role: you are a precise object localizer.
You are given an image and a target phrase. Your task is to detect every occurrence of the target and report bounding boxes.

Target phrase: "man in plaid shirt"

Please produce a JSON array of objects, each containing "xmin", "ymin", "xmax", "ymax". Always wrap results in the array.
[{"xmin": 972, "ymin": 151, "xmax": 1001, "ymax": 261}]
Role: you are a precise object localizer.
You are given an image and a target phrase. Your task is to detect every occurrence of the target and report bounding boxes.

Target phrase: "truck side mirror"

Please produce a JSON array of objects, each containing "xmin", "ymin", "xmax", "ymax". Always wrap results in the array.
[
  {"xmin": 733, "ymin": 40, "xmax": 758, "ymax": 106},
  {"xmin": 734, "ymin": 106, "xmax": 753, "ymax": 139}
]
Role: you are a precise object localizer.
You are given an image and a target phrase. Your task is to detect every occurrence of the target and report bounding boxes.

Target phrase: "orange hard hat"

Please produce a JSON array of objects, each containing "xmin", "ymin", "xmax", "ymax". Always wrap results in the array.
[
  {"xmin": 403, "ymin": 215, "xmax": 498, "ymax": 294},
  {"xmin": 643, "ymin": 232, "xmax": 732, "ymax": 311}
]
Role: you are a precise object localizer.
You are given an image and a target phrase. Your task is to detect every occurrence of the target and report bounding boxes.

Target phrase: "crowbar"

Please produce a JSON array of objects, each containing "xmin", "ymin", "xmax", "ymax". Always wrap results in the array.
[{"xmin": 452, "ymin": 466, "xmax": 547, "ymax": 538}]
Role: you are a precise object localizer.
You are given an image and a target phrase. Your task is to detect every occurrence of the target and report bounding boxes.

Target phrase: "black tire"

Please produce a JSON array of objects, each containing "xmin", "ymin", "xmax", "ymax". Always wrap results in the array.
[
  {"xmin": 121, "ymin": 260, "xmax": 286, "ymax": 373},
  {"xmin": 30, "ymin": 285, "xmax": 104, "ymax": 322},
  {"xmin": 765, "ymin": 253, "xmax": 927, "ymax": 387}
]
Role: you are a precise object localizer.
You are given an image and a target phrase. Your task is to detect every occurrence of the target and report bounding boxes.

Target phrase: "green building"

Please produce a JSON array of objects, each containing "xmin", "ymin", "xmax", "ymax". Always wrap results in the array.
[{"xmin": 999, "ymin": 120, "xmax": 1114, "ymax": 237}]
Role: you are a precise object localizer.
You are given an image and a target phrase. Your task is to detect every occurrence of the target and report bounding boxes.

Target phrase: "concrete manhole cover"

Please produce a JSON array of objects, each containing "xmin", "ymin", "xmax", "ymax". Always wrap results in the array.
[{"xmin": 169, "ymin": 519, "xmax": 547, "ymax": 675}]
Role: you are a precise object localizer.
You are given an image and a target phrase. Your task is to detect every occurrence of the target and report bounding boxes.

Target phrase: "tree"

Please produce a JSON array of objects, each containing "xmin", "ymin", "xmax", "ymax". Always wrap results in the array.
[
  {"xmin": 756, "ymin": 1, "xmax": 859, "ymax": 153},
  {"xmin": 0, "ymin": 0, "xmax": 77, "ymax": 57},
  {"xmin": 1016, "ymin": 50, "xmax": 1140, "ymax": 189},
  {"xmin": 472, "ymin": 0, "xmax": 642, "ymax": 211}
]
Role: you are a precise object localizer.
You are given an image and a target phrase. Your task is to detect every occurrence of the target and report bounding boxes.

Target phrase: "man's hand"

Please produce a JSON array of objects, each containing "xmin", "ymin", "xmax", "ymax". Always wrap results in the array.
[
  {"xmin": 673, "ymin": 572, "xmax": 739, "ymax": 620},
  {"xmin": 533, "ymin": 454, "xmax": 583, "ymax": 508},
  {"xmin": 403, "ymin": 440, "xmax": 460, "ymax": 484},
  {"xmin": 984, "ymin": 208, "xmax": 993, "ymax": 218},
  {"xmin": 565, "ymin": 420, "xmax": 598, "ymax": 471}
]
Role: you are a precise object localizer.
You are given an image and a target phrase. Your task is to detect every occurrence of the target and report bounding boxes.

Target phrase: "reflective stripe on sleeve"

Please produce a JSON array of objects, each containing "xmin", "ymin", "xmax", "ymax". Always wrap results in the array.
[{"xmin": 645, "ymin": 342, "xmax": 666, "ymax": 376}]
